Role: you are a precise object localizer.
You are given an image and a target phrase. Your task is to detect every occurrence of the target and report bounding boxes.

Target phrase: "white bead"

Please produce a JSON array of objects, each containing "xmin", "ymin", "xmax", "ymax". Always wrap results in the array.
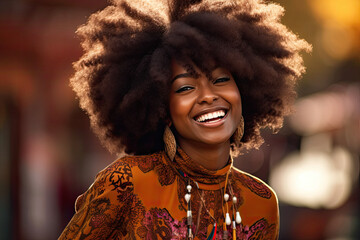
[
  {"xmin": 187, "ymin": 210, "xmax": 192, "ymax": 217},
  {"xmin": 225, "ymin": 213, "xmax": 231, "ymax": 225},
  {"xmin": 232, "ymin": 196, "xmax": 237, "ymax": 204},
  {"xmin": 187, "ymin": 185, "xmax": 192, "ymax": 192},
  {"xmin": 224, "ymin": 193, "xmax": 229, "ymax": 202},
  {"xmin": 236, "ymin": 211, "xmax": 242, "ymax": 224},
  {"xmin": 185, "ymin": 193, "xmax": 191, "ymax": 203}
]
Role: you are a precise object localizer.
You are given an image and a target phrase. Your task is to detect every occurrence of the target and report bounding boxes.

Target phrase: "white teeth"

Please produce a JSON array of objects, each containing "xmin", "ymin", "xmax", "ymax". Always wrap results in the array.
[{"xmin": 195, "ymin": 110, "xmax": 226, "ymax": 122}]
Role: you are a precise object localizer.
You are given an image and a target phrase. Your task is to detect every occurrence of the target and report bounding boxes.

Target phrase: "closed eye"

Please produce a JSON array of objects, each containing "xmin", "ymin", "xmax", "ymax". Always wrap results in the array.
[
  {"xmin": 175, "ymin": 86, "xmax": 194, "ymax": 93},
  {"xmin": 214, "ymin": 77, "xmax": 230, "ymax": 84}
]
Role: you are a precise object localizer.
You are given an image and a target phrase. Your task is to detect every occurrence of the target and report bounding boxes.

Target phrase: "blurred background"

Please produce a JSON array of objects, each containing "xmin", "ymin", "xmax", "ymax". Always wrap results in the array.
[{"xmin": 0, "ymin": 0, "xmax": 359, "ymax": 239}]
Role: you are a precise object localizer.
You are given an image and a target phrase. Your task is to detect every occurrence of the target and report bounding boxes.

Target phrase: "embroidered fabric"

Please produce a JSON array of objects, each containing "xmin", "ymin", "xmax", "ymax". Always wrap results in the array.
[{"xmin": 59, "ymin": 149, "xmax": 279, "ymax": 240}]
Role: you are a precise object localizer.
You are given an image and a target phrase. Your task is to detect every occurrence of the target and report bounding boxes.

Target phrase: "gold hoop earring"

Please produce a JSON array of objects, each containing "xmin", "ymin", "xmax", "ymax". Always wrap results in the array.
[
  {"xmin": 163, "ymin": 125, "xmax": 176, "ymax": 161},
  {"xmin": 233, "ymin": 116, "xmax": 244, "ymax": 144}
]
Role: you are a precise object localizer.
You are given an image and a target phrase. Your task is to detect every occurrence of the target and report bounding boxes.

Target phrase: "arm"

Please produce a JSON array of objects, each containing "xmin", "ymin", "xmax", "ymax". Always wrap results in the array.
[{"xmin": 58, "ymin": 161, "xmax": 134, "ymax": 239}]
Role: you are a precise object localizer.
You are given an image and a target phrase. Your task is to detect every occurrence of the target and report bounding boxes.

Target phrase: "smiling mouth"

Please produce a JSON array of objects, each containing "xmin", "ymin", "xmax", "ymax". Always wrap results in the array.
[{"xmin": 194, "ymin": 110, "xmax": 227, "ymax": 123}]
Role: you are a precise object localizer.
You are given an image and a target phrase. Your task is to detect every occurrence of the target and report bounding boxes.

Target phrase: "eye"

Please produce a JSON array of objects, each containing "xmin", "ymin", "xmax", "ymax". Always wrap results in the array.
[
  {"xmin": 214, "ymin": 77, "xmax": 230, "ymax": 84},
  {"xmin": 175, "ymin": 86, "xmax": 194, "ymax": 93}
]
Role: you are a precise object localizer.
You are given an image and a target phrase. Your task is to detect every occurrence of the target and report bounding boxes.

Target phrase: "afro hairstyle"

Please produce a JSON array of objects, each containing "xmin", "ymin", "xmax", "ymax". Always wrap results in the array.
[{"xmin": 71, "ymin": 0, "xmax": 311, "ymax": 156}]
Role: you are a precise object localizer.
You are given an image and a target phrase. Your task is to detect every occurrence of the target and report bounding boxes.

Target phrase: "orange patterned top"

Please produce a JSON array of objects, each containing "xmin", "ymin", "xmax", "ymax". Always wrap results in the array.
[{"xmin": 59, "ymin": 148, "xmax": 279, "ymax": 239}]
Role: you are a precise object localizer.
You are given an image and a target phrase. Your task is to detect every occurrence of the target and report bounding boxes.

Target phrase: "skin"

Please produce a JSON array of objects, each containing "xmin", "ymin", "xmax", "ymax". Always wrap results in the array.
[{"xmin": 169, "ymin": 60, "xmax": 242, "ymax": 170}]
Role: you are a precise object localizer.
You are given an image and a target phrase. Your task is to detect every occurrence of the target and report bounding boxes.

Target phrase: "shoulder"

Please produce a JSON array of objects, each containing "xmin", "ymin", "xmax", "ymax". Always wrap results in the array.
[
  {"xmin": 62, "ymin": 155, "xmax": 165, "ymax": 239},
  {"xmin": 231, "ymin": 166, "xmax": 278, "ymax": 202},
  {"xmin": 89, "ymin": 151, "xmax": 170, "ymax": 195},
  {"xmin": 231, "ymin": 166, "xmax": 279, "ymax": 219},
  {"xmin": 95, "ymin": 151, "xmax": 165, "ymax": 180},
  {"xmin": 75, "ymin": 152, "xmax": 164, "ymax": 211},
  {"xmin": 231, "ymin": 167, "xmax": 279, "ymax": 238}
]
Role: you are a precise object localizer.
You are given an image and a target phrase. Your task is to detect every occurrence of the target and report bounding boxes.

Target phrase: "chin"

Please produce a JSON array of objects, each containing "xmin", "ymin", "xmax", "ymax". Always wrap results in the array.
[{"xmin": 198, "ymin": 136, "xmax": 232, "ymax": 146}]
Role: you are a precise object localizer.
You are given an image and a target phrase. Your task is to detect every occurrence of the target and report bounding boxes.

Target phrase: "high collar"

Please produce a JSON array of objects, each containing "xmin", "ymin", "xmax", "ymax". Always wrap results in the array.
[{"xmin": 168, "ymin": 147, "xmax": 233, "ymax": 190}]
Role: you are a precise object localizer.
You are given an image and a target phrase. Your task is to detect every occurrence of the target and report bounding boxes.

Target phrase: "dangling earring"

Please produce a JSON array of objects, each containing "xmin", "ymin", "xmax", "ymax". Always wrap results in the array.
[
  {"xmin": 233, "ymin": 116, "xmax": 244, "ymax": 144},
  {"xmin": 163, "ymin": 125, "xmax": 176, "ymax": 161}
]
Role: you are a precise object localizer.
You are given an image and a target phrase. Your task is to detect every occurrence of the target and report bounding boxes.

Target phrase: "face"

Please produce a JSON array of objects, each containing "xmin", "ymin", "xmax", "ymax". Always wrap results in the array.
[{"xmin": 169, "ymin": 60, "xmax": 242, "ymax": 148}]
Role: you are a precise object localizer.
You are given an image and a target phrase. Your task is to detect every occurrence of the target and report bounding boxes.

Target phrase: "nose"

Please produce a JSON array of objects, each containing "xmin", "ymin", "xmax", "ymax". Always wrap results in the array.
[{"xmin": 196, "ymin": 81, "xmax": 218, "ymax": 104}]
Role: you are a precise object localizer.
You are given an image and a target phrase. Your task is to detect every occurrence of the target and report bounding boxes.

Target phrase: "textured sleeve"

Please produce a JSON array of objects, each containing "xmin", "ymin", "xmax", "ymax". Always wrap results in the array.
[
  {"xmin": 272, "ymin": 190, "xmax": 280, "ymax": 240},
  {"xmin": 58, "ymin": 161, "xmax": 138, "ymax": 239},
  {"xmin": 231, "ymin": 167, "xmax": 280, "ymax": 240}
]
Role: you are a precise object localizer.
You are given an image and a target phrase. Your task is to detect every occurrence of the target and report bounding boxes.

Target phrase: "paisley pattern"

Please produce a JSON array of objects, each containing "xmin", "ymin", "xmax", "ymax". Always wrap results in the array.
[
  {"xmin": 233, "ymin": 169, "xmax": 273, "ymax": 199},
  {"xmin": 246, "ymin": 218, "xmax": 277, "ymax": 239},
  {"xmin": 126, "ymin": 153, "xmax": 176, "ymax": 186},
  {"xmin": 137, "ymin": 208, "xmax": 188, "ymax": 239},
  {"xmin": 59, "ymin": 151, "xmax": 279, "ymax": 239}
]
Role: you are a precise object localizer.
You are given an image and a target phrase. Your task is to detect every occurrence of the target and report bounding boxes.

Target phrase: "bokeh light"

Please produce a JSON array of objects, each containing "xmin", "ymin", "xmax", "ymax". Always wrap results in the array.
[{"xmin": 270, "ymin": 134, "xmax": 357, "ymax": 209}]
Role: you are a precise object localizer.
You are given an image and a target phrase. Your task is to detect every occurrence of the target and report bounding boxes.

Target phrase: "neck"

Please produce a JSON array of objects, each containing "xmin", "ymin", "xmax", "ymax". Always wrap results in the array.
[{"xmin": 178, "ymin": 140, "xmax": 231, "ymax": 171}]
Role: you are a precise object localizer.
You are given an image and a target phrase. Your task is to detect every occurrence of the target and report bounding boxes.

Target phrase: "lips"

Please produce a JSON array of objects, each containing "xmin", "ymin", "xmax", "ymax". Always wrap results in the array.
[{"xmin": 194, "ymin": 109, "xmax": 227, "ymax": 123}]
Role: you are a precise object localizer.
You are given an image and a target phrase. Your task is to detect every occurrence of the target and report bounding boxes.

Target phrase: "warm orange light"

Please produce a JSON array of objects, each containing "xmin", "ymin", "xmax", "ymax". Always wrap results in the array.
[
  {"xmin": 307, "ymin": 0, "xmax": 360, "ymax": 60},
  {"xmin": 308, "ymin": 0, "xmax": 360, "ymax": 27}
]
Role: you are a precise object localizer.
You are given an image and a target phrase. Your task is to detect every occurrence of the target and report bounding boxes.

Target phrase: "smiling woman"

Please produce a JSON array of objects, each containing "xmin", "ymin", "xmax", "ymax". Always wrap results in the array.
[
  {"xmin": 169, "ymin": 60, "xmax": 242, "ymax": 170},
  {"xmin": 59, "ymin": 0, "xmax": 310, "ymax": 239}
]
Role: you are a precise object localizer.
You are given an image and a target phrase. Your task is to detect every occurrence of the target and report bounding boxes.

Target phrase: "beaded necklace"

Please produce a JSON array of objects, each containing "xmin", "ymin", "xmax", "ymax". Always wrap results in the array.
[{"xmin": 179, "ymin": 168, "xmax": 242, "ymax": 240}]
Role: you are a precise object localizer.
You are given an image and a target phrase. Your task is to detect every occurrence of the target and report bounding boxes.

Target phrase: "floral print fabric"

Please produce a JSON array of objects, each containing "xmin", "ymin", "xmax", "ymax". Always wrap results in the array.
[{"xmin": 59, "ymin": 150, "xmax": 279, "ymax": 239}]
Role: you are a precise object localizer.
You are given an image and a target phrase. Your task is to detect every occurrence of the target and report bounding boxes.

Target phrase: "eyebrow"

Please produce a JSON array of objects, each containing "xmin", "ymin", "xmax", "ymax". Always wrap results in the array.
[{"xmin": 171, "ymin": 73, "xmax": 193, "ymax": 82}]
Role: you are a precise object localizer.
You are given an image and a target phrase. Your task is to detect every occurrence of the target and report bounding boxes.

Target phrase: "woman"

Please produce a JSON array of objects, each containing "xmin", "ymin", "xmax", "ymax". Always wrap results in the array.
[{"xmin": 59, "ymin": 0, "xmax": 310, "ymax": 239}]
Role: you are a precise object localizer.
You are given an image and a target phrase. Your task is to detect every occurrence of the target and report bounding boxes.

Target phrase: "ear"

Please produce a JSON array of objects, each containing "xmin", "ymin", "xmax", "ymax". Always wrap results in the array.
[{"xmin": 165, "ymin": 118, "xmax": 172, "ymax": 127}]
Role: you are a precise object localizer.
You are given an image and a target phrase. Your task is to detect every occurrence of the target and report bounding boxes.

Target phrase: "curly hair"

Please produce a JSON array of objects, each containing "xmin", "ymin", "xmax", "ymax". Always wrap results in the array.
[{"xmin": 71, "ymin": 0, "xmax": 311, "ymax": 155}]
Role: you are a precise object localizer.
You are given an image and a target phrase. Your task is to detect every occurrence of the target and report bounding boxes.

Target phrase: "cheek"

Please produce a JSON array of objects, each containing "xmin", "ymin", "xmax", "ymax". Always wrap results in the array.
[
  {"xmin": 234, "ymin": 93, "xmax": 242, "ymax": 112},
  {"xmin": 227, "ymin": 86, "xmax": 242, "ymax": 113},
  {"xmin": 169, "ymin": 95, "xmax": 193, "ymax": 123},
  {"xmin": 226, "ymin": 89, "xmax": 243, "ymax": 128}
]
